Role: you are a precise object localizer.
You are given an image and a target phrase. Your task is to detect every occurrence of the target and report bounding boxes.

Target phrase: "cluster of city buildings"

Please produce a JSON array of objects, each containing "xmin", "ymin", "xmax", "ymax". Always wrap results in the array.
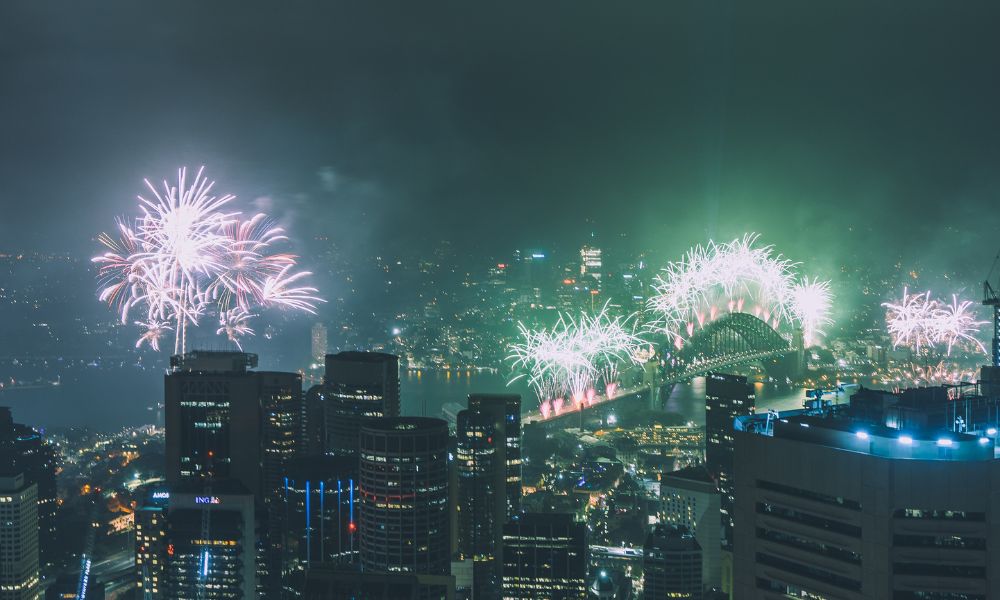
[{"xmin": 3, "ymin": 341, "xmax": 1000, "ymax": 598}]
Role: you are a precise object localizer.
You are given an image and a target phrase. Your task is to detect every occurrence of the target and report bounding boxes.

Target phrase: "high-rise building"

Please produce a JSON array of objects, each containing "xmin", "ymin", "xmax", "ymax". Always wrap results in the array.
[
  {"xmin": 455, "ymin": 394, "xmax": 521, "ymax": 599},
  {"xmin": 733, "ymin": 403, "xmax": 1000, "ymax": 599},
  {"xmin": 704, "ymin": 372, "xmax": 754, "ymax": 552},
  {"xmin": 0, "ymin": 474, "xmax": 39, "ymax": 600},
  {"xmin": 643, "ymin": 524, "xmax": 702, "ymax": 600},
  {"xmin": 501, "ymin": 513, "xmax": 587, "ymax": 600},
  {"xmin": 467, "ymin": 394, "xmax": 521, "ymax": 516},
  {"xmin": 308, "ymin": 352, "xmax": 401, "ymax": 456},
  {"xmin": 277, "ymin": 454, "xmax": 359, "ymax": 584},
  {"xmin": 310, "ymin": 323, "xmax": 327, "ymax": 364},
  {"xmin": 165, "ymin": 351, "xmax": 302, "ymax": 503},
  {"xmin": 135, "ymin": 484, "xmax": 171, "ymax": 600},
  {"xmin": 0, "ymin": 408, "xmax": 57, "ymax": 566},
  {"xmin": 164, "ymin": 479, "xmax": 258, "ymax": 599},
  {"xmin": 660, "ymin": 466, "xmax": 721, "ymax": 591},
  {"xmin": 359, "ymin": 417, "xmax": 450, "ymax": 577}
]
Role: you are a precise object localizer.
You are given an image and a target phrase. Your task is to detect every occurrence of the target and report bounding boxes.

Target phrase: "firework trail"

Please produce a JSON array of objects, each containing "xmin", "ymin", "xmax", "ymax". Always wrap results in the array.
[
  {"xmin": 94, "ymin": 167, "xmax": 322, "ymax": 353},
  {"xmin": 789, "ymin": 278, "xmax": 833, "ymax": 347}
]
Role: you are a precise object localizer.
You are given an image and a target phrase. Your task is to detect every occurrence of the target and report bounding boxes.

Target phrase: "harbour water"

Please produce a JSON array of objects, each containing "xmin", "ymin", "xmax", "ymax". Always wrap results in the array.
[{"xmin": 0, "ymin": 365, "xmax": 812, "ymax": 432}]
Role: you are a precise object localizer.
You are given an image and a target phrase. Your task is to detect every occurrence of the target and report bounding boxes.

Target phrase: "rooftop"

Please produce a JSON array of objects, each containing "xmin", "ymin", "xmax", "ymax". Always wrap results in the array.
[{"xmin": 736, "ymin": 408, "xmax": 996, "ymax": 461}]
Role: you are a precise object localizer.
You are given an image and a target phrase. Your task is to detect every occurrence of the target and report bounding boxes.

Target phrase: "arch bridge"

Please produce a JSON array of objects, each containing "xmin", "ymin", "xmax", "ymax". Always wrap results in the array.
[
  {"xmin": 661, "ymin": 312, "xmax": 794, "ymax": 383},
  {"xmin": 524, "ymin": 313, "xmax": 797, "ymax": 426}
]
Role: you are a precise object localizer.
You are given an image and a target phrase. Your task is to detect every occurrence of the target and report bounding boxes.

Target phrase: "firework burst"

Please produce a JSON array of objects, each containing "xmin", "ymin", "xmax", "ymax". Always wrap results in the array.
[
  {"xmin": 94, "ymin": 167, "xmax": 322, "ymax": 353},
  {"xmin": 883, "ymin": 288, "xmax": 986, "ymax": 356},
  {"xmin": 509, "ymin": 303, "xmax": 644, "ymax": 416},
  {"xmin": 646, "ymin": 233, "xmax": 832, "ymax": 346}
]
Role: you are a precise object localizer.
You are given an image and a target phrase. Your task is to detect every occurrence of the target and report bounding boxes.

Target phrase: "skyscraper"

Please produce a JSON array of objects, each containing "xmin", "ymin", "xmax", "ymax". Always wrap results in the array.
[
  {"xmin": 456, "ymin": 394, "xmax": 521, "ymax": 600},
  {"xmin": 135, "ymin": 484, "xmax": 171, "ymax": 600},
  {"xmin": 0, "ymin": 408, "xmax": 57, "ymax": 566},
  {"xmin": 660, "ymin": 466, "xmax": 721, "ymax": 590},
  {"xmin": 456, "ymin": 410, "xmax": 503, "ymax": 599},
  {"xmin": 643, "ymin": 524, "xmax": 702, "ymax": 600},
  {"xmin": 165, "ymin": 351, "xmax": 302, "ymax": 503},
  {"xmin": 501, "ymin": 513, "xmax": 587, "ymax": 600},
  {"xmin": 164, "ymin": 479, "xmax": 258, "ymax": 600},
  {"xmin": 733, "ymin": 404, "xmax": 1000, "ymax": 599},
  {"xmin": 0, "ymin": 474, "xmax": 39, "ymax": 600},
  {"xmin": 277, "ymin": 455, "xmax": 359, "ymax": 582},
  {"xmin": 704, "ymin": 372, "xmax": 754, "ymax": 552},
  {"xmin": 309, "ymin": 352, "xmax": 401, "ymax": 456},
  {"xmin": 467, "ymin": 394, "xmax": 521, "ymax": 516},
  {"xmin": 359, "ymin": 417, "xmax": 450, "ymax": 577}
]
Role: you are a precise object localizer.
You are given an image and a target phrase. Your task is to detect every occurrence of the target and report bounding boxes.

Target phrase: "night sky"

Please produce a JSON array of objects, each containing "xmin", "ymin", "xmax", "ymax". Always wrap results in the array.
[{"xmin": 3, "ymin": 1, "xmax": 1000, "ymax": 279}]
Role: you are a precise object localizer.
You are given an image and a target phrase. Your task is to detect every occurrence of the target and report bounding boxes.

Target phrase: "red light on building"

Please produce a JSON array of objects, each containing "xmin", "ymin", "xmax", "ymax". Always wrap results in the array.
[
  {"xmin": 563, "ymin": 278, "xmax": 575, "ymax": 285},
  {"xmin": 167, "ymin": 544, "xmax": 174, "ymax": 556},
  {"xmin": 348, "ymin": 521, "xmax": 357, "ymax": 533}
]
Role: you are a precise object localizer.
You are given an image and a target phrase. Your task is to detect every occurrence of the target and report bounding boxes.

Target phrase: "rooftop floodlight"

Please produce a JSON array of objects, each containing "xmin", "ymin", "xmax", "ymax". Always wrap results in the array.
[
  {"xmin": 980, "ymin": 437, "xmax": 991, "ymax": 444},
  {"xmin": 898, "ymin": 435, "xmax": 914, "ymax": 445},
  {"xmin": 988, "ymin": 427, "xmax": 998, "ymax": 436},
  {"xmin": 936, "ymin": 438, "xmax": 953, "ymax": 447},
  {"xmin": 855, "ymin": 431, "xmax": 869, "ymax": 440}
]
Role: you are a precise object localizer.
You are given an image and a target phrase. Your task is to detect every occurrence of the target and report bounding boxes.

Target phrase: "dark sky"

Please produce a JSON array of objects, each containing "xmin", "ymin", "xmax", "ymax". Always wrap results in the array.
[{"xmin": 3, "ymin": 1, "xmax": 1000, "ymax": 280}]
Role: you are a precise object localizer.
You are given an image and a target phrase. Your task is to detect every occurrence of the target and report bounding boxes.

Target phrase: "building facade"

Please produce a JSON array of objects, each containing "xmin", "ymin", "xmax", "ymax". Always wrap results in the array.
[
  {"xmin": 501, "ymin": 513, "xmax": 587, "ymax": 599},
  {"xmin": 165, "ymin": 351, "xmax": 302, "ymax": 503},
  {"xmin": 135, "ymin": 484, "xmax": 171, "ymax": 600},
  {"xmin": 704, "ymin": 372, "xmax": 754, "ymax": 552},
  {"xmin": 660, "ymin": 465, "xmax": 721, "ymax": 590},
  {"xmin": 0, "ymin": 474, "xmax": 39, "ymax": 600},
  {"xmin": 0, "ymin": 408, "xmax": 57, "ymax": 566},
  {"xmin": 308, "ymin": 352, "xmax": 401, "ymax": 456},
  {"xmin": 643, "ymin": 524, "xmax": 702, "ymax": 599},
  {"xmin": 734, "ymin": 406, "xmax": 1000, "ymax": 599},
  {"xmin": 358, "ymin": 417, "xmax": 450, "ymax": 577},
  {"xmin": 164, "ymin": 480, "xmax": 257, "ymax": 599}
]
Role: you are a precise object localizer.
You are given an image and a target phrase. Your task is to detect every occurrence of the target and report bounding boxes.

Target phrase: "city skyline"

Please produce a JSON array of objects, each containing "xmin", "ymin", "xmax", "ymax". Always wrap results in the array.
[{"xmin": 3, "ymin": 3, "xmax": 1000, "ymax": 599}]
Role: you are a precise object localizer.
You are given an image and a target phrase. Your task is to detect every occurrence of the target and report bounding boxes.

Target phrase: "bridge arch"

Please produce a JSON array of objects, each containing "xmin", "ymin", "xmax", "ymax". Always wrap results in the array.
[{"xmin": 665, "ymin": 312, "xmax": 792, "ymax": 381}]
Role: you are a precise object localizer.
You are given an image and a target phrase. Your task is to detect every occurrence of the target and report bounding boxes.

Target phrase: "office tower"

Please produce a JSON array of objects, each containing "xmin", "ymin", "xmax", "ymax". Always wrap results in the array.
[
  {"xmin": 135, "ymin": 484, "xmax": 171, "ymax": 600},
  {"xmin": 455, "ymin": 394, "xmax": 521, "ymax": 599},
  {"xmin": 165, "ymin": 351, "xmax": 302, "ymax": 502},
  {"xmin": 501, "ymin": 513, "xmax": 587, "ymax": 600},
  {"xmin": 309, "ymin": 351, "xmax": 401, "ymax": 456},
  {"xmin": 302, "ymin": 566, "xmax": 455, "ymax": 600},
  {"xmin": 359, "ymin": 417, "xmax": 450, "ymax": 577},
  {"xmin": 0, "ymin": 408, "xmax": 57, "ymax": 566},
  {"xmin": 467, "ymin": 394, "xmax": 521, "ymax": 516},
  {"xmin": 0, "ymin": 474, "xmax": 39, "ymax": 600},
  {"xmin": 660, "ymin": 466, "xmax": 721, "ymax": 590},
  {"xmin": 310, "ymin": 323, "xmax": 327, "ymax": 363},
  {"xmin": 643, "ymin": 524, "xmax": 702, "ymax": 600},
  {"xmin": 455, "ymin": 411, "xmax": 502, "ymax": 599},
  {"xmin": 164, "ymin": 479, "xmax": 257, "ymax": 599},
  {"xmin": 704, "ymin": 372, "xmax": 754, "ymax": 552},
  {"xmin": 733, "ymin": 404, "xmax": 1000, "ymax": 599},
  {"xmin": 278, "ymin": 455, "xmax": 359, "ymax": 582}
]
